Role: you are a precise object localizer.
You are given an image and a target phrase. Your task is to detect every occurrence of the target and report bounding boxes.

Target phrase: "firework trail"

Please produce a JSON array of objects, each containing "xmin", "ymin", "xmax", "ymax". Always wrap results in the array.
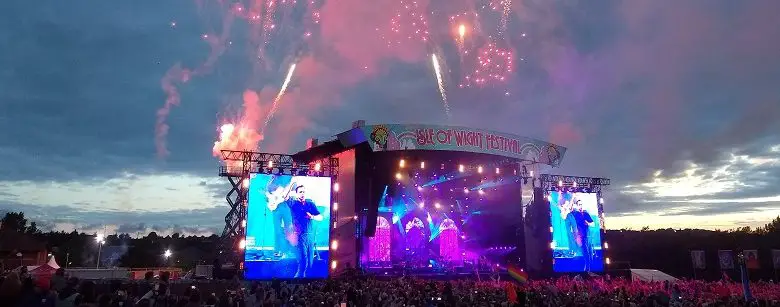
[
  {"xmin": 431, "ymin": 54, "xmax": 451, "ymax": 119},
  {"xmin": 262, "ymin": 62, "xmax": 298, "ymax": 132}
]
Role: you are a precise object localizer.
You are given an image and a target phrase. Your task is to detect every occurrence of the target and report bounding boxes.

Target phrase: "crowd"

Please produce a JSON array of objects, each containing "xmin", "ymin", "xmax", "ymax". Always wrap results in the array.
[{"xmin": 1, "ymin": 268, "xmax": 779, "ymax": 307}]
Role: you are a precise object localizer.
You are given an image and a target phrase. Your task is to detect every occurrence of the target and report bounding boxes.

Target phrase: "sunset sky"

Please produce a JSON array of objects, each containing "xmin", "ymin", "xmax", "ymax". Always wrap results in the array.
[{"xmin": 1, "ymin": 0, "xmax": 778, "ymax": 235}]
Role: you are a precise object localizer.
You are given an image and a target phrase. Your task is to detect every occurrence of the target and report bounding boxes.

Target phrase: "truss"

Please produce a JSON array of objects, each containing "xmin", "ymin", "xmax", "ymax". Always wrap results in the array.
[
  {"xmin": 538, "ymin": 173, "xmax": 610, "ymax": 192},
  {"xmin": 217, "ymin": 150, "xmax": 339, "ymax": 256}
]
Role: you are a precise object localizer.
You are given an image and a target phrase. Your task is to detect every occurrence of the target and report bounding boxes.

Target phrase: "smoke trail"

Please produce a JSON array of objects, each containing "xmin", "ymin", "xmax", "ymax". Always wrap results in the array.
[
  {"xmin": 261, "ymin": 63, "xmax": 297, "ymax": 132},
  {"xmin": 431, "ymin": 54, "xmax": 451, "ymax": 119}
]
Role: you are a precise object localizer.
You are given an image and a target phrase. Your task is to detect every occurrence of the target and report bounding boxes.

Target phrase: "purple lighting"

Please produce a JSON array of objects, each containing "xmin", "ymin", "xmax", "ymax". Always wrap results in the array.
[
  {"xmin": 369, "ymin": 216, "xmax": 391, "ymax": 263},
  {"xmin": 439, "ymin": 219, "xmax": 461, "ymax": 264}
]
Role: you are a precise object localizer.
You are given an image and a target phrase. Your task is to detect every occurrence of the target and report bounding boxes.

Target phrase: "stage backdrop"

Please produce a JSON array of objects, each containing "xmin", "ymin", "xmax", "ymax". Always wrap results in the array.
[
  {"xmin": 549, "ymin": 191, "xmax": 604, "ymax": 273},
  {"xmin": 244, "ymin": 174, "xmax": 332, "ymax": 280}
]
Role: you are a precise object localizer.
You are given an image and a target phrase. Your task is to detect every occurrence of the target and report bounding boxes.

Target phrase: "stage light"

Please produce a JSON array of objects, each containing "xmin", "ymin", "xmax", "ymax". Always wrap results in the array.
[
  {"xmin": 549, "ymin": 226, "xmax": 553, "ymax": 233},
  {"xmin": 239, "ymin": 239, "xmax": 246, "ymax": 250},
  {"xmin": 417, "ymin": 186, "xmax": 423, "ymax": 191},
  {"xmin": 434, "ymin": 202, "xmax": 441, "ymax": 209},
  {"xmin": 458, "ymin": 164, "xmax": 465, "ymax": 173},
  {"xmin": 478, "ymin": 189, "xmax": 485, "ymax": 195},
  {"xmin": 420, "ymin": 161, "xmax": 425, "ymax": 169},
  {"xmin": 395, "ymin": 172, "xmax": 402, "ymax": 180},
  {"xmin": 353, "ymin": 215, "xmax": 358, "ymax": 220},
  {"xmin": 242, "ymin": 179, "xmax": 249, "ymax": 188},
  {"xmin": 241, "ymin": 220, "xmax": 247, "ymax": 228},
  {"xmin": 418, "ymin": 202, "xmax": 424, "ymax": 209},
  {"xmin": 334, "ymin": 183, "xmax": 340, "ymax": 192},
  {"xmin": 572, "ymin": 181, "xmax": 577, "ymax": 187},
  {"xmin": 331, "ymin": 260, "xmax": 338, "ymax": 270},
  {"xmin": 604, "ymin": 242, "xmax": 609, "ymax": 249},
  {"xmin": 605, "ymin": 258, "xmax": 611, "ymax": 265},
  {"xmin": 268, "ymin": 161, "xmax": 274, "ymax": 168},
  {"xmin": 331, "ymin": 240, "xmax": 339, "ymax": 250},
  {"xmin": 549, "ymin": 242, "xmax": 555, "ymax": 249},
  {"xmin": 463, "ymin": 188, "xmax": 469, "ymax": 194},
  {"xmin": 333, "ymin": 202, "xmax": 338, "ymax": 211},
  {"xmin": 314, "ymin": 162, "xmax": 322, "ymax": 171},
  {"xmin": 333, "ymin": 221, "xmax": 337, "ymax": 228},
  {"xmin": 399, "ymin": 159, "xmax": 405, "ymax": 168},
  {"xmin": 495, "ymin": 167, "xmax": 500, "ymax": 174},
  {"xmin": 599, "ymin": 197, "xmax": 604, "ymax": 204},
  {"xmin": 558, "ymin": 180, "xmax": 563, "ymax": 187},
  {"xmin": 530, "ymin": 170, "xmax": 534, "ymax": 177},
  {"xmin": 477, "ymin": 166, "xmax": 483, "ymax": 173},
  {"xmin": 440, "ymin": 163, "xmax": 445, "ymax": 170}
]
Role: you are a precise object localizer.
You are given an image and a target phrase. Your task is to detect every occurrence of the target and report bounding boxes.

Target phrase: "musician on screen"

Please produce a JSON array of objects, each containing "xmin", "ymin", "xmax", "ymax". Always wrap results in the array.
[
  {"xmin": 266, "ymin": 177, "xmax": 293, "ymax": 257},
  {"xmin": 283, "ymin": 182, "xmax": 323, "ymax": 278},
  {"xmin": 565, "ymin": 198, "xmax": 595, "ymax": 271}
]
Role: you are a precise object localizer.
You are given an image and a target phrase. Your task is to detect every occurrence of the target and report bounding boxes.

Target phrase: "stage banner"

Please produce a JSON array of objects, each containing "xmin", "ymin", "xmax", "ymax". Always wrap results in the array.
[
  {"xmin": 718, "ymin": 250, "xmax": 734, "ymax": 270},
  {"xmin": 744, "ymin": 250, "xmax": 760, "ymax": 269},
  {"xmin": 772, "ymin": 249, "xmax": 780, "ymax": 269},
  {"xmin": 691, "ymin": 250, "xmax": 706, "ymax": 269},
  {"xmin": 358, "ymin": 124, "xmax": 567, "ymax": 166}
]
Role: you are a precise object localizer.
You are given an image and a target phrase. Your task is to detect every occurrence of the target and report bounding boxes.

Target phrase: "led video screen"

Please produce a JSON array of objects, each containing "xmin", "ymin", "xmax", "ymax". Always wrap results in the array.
[
  {"xmin": 244, "ymin": 174, "xmax": 332, "ymax": 279},
  {"xmin": 549, "ymin": 191, "xmax": 604, "ymax": 272}
]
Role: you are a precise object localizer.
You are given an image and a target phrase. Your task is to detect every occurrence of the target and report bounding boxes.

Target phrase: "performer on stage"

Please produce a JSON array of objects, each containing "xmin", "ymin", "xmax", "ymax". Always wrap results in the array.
[
  {"xmin": 283, "ymin": 183, "xmax": 323, "ymax": 278},
  {"xmin": 565, "ymin": 198, "xmax": 594, "ymax": 271}
]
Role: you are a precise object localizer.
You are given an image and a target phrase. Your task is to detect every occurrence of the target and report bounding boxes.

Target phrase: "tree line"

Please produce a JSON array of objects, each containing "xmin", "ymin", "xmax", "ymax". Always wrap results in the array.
[{"xmin": 2, "ymin": 212, "xmax": 779, "ymax": 280}]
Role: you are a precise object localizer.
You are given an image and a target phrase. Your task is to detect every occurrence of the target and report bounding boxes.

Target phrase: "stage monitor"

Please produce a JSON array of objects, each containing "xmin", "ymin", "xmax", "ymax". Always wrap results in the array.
[
  {"xmin": 244, "ymin": 174, "xmax": 332, "ymax": 279},
  {"xmin": 549, "ymin": 191, "xmax": 604, "ymax": 273}
]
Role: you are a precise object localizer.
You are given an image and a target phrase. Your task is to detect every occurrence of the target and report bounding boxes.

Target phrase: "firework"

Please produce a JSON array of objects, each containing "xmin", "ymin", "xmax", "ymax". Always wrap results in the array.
[
  {"xmin": 460, "ymin": 42, "xmax": 514, "ymax": 88},
  {"xmin": 489, "ymin": 0, "xmax": 512, "ymax": 34},
  {"xmin": 431, "ymin": 54, "xmax": 451, "ymax": 119},
  {"xmin": 380, "ymin": 0, "xmax": 430, "ymax": 47},
  {"xmin": 262, "ymin": 63, "xmax": 298, "ymax": 132}
]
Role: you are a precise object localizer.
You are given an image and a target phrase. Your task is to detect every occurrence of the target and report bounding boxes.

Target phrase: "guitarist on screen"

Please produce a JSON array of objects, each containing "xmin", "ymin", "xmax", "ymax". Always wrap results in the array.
[{"xmin": 266, "ymin": 177, "xmax": 294, "ymax": 258}]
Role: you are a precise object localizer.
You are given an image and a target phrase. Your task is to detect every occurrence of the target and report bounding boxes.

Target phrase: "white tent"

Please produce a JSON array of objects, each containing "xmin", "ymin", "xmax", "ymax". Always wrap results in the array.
[{"xmin": 630, "ymin": 269, "xmax": 678, "ymax": 282}]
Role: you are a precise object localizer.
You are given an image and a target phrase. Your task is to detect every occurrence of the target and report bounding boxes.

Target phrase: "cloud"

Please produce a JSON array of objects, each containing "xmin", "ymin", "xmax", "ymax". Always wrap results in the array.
[
  {"xmin": 1, "ymin": 0, "xmax": 779, "ymax": 232},
  {"xmin": 610, "ymin": 142, "xmax": 780, "ymax": 228}
]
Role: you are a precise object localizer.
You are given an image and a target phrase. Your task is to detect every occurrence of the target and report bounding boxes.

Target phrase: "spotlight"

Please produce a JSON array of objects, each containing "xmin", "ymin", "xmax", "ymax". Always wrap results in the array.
[
  {"xmin": 604, "ymin": 242, "xmax": 609, "ymax": 249},
  {"xmin": 495, "ymin": 167, "xmax": 500, "ymax": 174},
  {"xmin": 478, "ymin": 189, "xmax": 484, "ymax": 195},
  {"xmin": 314, "ymin": 162, "xmax": 322, "ymax": 171},
  {"xmin": 239, "ymin": 239, "xmax": 246, "ymax": 250},
  {"xmin": 395, "ymin": 173, "xmax": 402, "ymax": 180},
  {"xmin": 241, "ymin": 220, "xmax": 247, "ymax": 228},
  {"xmin": 268, "ymin": 161, "xmax": 274, "ymax": 168},
  {"xmin": 242, "ymin": 179, "xmax": 249, "ymax": 188},
  {"xmin": 572, "ymin": 182, "xmax": 578, "ymax": 187},
  {"xmin": 331, "ymin": 240, "xmax": 339, "ymax": 250},
  {"xmin": 420, "ymin": 161, "xmax": 425, "ymax": 169},
  {"xmin": 418, "ymin": 202, "xmax": 424, "ymax": 209},
  {"xmin": 477, "ymin": 166, "xmax": 483, "ymax": 173},
  {"xmin": 331, "ymin": 260, "xmax": 338, "ymax": 270},
  {"xmin": 417, "ymin": 186, "xmax": 423, "ymax": 191},
  {"xmin": 605, "ymin": 258, "xmax": 611, "ymax": 265},
  {"xmin": 463, "ymin": 188, "xmax": 469, "ymax": 194},
  {"xmin": 333, "ymin": 202, "xmax": 339, "ymax": 211},
  {"xmin": 434, "ymin": 202, "xmax": 441, "ymax": 209},
  {"xmin": 530, "ymin": 170, "xmax": 534, "ymax": 177},
  {"xmin": 599, "ymin": 198, "xmax": 604, "ymax": 204},
  {"xmin": 558, "ymin": 180, "xmax": 563, "ymax": 187},
  {"xmin": 458, "ymin": 164, "xmax": 465, "ymax": 173},
  {"xmin": 334, "ymin": 183, "xmax": 340, "ymax": 192},
  {"xmin": 399, "ymin": 159, "xmax": 405, "ymax": 168}
]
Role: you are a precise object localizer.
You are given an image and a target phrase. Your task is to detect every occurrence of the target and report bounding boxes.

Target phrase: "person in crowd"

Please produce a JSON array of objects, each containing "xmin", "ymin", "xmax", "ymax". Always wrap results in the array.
[{"xmin": 0, "ymin": 271, "xmax": 22, "ymax": 305}]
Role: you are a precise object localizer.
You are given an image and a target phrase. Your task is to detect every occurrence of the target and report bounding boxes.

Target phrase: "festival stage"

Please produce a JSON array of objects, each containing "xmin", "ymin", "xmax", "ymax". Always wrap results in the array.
[{"xmin": 217, "ymin": 121, "xmax": 610, "ymax": 280}]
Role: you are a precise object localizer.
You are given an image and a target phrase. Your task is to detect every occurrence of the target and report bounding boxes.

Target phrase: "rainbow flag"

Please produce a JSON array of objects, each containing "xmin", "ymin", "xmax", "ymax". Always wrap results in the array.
[{"xmin": 507, "ymin": 264, "xmax": 529, "ymax": 283}]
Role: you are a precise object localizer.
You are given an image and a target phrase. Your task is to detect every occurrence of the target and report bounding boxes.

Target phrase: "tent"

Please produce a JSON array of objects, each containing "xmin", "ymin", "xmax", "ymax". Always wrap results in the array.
[
  {"xmin": 29, "ymin": 256, "xmax": 60, "ymax": 289},
  {"xmin": 630, "ymin": 269, "xmax": 678, "ymax": 282}
]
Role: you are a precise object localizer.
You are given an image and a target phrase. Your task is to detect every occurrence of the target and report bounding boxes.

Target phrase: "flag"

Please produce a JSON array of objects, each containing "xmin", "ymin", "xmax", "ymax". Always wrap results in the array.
[
  {"xmin": 691, "ymin": 250, "xmax": 706, "ymax": 269},
  {"xmin": 744, "ymin": 250, "xmax": 759, "ymax": 269},
  {"xmin": 507, "ymin": 264, "xmax": 529, "ymax": 283},
  {"xmin": 772, "ymin": 249, "xmax": 780, "ymax": 269},
  {"xmin": 718, "ymin": 250, "xmax": 734, "ymax": 270}
]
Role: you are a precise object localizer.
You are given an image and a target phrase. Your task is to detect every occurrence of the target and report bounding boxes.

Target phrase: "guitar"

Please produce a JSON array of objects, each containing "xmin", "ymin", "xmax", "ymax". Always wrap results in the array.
[{"xmin": 266, "ymin": 182, "xmax": 294, "ymax": 211}]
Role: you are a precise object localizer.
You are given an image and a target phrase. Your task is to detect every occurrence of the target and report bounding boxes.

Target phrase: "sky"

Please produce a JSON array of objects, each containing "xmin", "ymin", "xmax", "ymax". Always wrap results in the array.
[{"xmin": 0, "ymin": 0, "xmax": 779, "ymax": 235}]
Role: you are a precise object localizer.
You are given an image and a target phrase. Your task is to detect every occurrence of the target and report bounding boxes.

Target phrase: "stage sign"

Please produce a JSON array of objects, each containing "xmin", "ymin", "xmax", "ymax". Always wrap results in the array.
[{"xmin": 353, "ymin": 124, "xmax": 566, "ymax": 166}]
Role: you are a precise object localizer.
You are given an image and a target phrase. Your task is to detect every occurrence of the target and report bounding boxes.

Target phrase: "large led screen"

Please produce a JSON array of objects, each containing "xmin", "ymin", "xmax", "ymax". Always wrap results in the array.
[
  {"xmin": 244, "ymin": 174, "xmax": 332, "ymax": 279},
  {"xmin": 549, "ymin": 191, "xmax": 604, "ymax": 272}
]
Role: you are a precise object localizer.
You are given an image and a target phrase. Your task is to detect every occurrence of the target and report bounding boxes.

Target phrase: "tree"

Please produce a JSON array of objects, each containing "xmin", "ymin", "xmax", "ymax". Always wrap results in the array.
[{"xmin": 0, "ymin": 212, "xmax": 38, "ymax": 233}]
